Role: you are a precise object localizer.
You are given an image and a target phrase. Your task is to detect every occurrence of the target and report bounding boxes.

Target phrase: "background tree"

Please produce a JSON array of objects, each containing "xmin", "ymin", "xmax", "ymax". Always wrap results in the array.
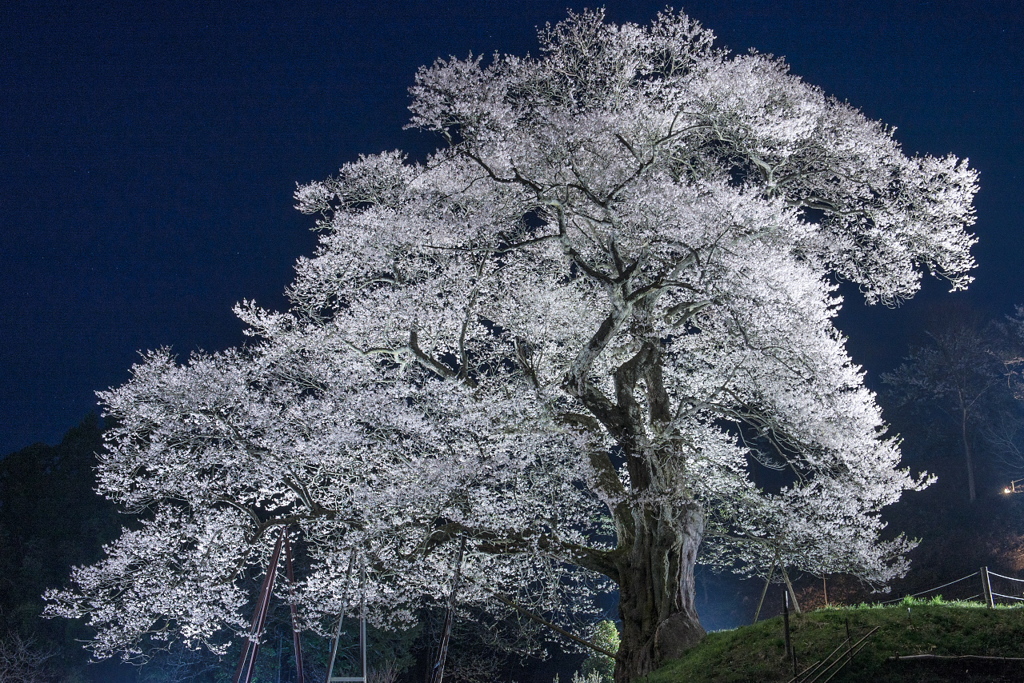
[
  {"xmin": 576, "ymin": 620, "xmax": 619, "ymax": 683},
  {"xmin": 0, "ymin": 417, "xmax": 137, "ymax": 682},
  {"xmin": 0, "ymin": 631, "xmax": 56, "ymax": 683},
  {"xmin": 980, "ymin": 306, "xmax": 1024, "ymax": 475},
  {"xmin": 0, "ymin": 417, "xmax": 235, "ymax": 681},
  {"xmin": 47, "ymin": 10, "xmax": 977, "ymax": 682},
  {"xmin": 883, "ymin": 309, "xmax": 1009, "ymax": 502}
]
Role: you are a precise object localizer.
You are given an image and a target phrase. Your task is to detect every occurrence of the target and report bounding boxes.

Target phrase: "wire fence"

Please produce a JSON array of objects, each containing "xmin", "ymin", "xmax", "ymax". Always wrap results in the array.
[
  {"xmin": 986, "ymin": 569, "xmax": 1024, "ymax": 604},
  {"xmin": 878, "ymin": 567, "xmax": 1024, "ymax": 607}
]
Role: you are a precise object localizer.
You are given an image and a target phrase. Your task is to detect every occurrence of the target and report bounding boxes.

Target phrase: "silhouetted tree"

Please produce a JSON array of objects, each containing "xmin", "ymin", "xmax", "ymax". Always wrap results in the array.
[{"xmin": 883, "ymin": 313, "xmax": 1006, "ymax": 502}]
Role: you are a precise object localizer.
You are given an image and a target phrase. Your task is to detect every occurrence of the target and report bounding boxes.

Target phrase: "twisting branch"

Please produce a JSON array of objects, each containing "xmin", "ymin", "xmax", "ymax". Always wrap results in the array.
[
  {"xmin": 422, "ymin": 521, "xmax": 619, "ymax": 581},
  {"xmin": 561, "ymin": 305, "xmax": 633, "ymax": 434},
  {"xmin": 409, "ymin": 325, "xmax": 479, "ymax": 388},
  {"xmin": 473, "ymin": 582, "xmax": 623, "ymax": 662},
  {"xmin": 457, "ymin": 261, "xmax": 485, "ymax": 383}
]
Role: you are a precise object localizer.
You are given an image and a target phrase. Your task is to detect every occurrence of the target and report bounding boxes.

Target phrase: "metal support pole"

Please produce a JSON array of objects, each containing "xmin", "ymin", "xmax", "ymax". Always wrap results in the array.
[
  {"xmin": 234, "ymin": 528, "xmax": 286, "ymax": 683},
  {"xmin": 284, "ymin": 531, "xmax": 305, "ymax": 683},
  {"xmin": 324, "ymin": 613, "xmax": 344, "ymax": 683},
  {"xmin": 326, "ymin": 550, "xmax": 366, "ymax": 683},
  {"xmin": 360, "ymin": 559, "xmax": 367, "ymax": 683},
  {"xmin": 325, "ymin": 551, "xmax": 356, "ymax": 683},
  {"xmin": 277, "ymin": 632, "xmax": 283, "ymax": 683},
  {"xmin": 429, "ymin": 538, "xmax": 466, "ymax": 683}
]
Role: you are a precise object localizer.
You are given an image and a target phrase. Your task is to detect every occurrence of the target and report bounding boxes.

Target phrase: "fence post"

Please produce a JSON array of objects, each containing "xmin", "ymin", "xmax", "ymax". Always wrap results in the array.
[
  {"xmin": 845, "ymin": 618, "xmax": 852, "ymax": 666},
  {"xmin": 981, "ymin": 566, "xmax": 995, "ymax": 608},
  {"xmin": 782, "ymin": 590, "xmax": 797, "ymax": 676}
]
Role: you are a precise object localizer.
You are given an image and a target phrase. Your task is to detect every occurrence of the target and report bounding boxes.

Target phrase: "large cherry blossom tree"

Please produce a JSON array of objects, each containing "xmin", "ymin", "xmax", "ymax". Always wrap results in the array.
[{"xmin": 47, "ymin": 10, "xmax": 977, "ymax": 681}]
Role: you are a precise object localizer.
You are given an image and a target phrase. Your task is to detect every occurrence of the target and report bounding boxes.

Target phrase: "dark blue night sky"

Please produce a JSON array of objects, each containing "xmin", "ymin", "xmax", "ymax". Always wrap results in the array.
[{"xmin": 2, "ymin": 0, "xmax": 1022, "ymax": 456}]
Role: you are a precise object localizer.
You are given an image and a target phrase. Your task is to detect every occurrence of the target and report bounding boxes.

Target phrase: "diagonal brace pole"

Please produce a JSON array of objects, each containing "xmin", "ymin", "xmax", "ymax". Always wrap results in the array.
[{"xmin": 234, "ymin": 528, "xmax": 286, "ymax": 683}]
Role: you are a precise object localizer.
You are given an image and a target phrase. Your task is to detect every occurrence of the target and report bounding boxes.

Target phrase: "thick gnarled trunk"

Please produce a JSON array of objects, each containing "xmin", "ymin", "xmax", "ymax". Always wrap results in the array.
[
  {"xmin": 614, "ymin": 503, "xmax": 706, "ymax": 682},
  {"xmin": 560, "ymin": 317, "xmax": 709, "ymax": 680}
]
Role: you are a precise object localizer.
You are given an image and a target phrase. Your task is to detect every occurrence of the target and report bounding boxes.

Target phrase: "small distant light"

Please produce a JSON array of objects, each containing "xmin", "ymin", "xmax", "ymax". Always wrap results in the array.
[{"xmin": 1005, "ymin": 488, "xmax": 1012, "ymax": 494}]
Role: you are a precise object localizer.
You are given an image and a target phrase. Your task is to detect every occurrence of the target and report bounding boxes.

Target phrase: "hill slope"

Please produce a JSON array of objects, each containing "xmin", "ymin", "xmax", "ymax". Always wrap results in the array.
[{"xmin": 649, "ymin": 600, "xmax": 1024, "ymax": 682}]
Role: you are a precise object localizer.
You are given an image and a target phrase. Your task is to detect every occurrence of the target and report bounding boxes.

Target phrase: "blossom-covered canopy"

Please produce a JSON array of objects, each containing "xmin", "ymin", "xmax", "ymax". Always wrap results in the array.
[{"xmin": 48, "ymin": 11, "xmax": 976, "ymax": 678}]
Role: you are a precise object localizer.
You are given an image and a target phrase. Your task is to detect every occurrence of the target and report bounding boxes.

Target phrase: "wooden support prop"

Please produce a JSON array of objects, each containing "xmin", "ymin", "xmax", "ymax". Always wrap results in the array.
[
  {"xmin": 783, "ymin": 590, "xmax": 796, "ymax": 677},
  {"xmin": 753, "ymin": 560, "xmax": 777, "ymax": 624},
  {"xmin": 781, "ymin": 566, "xmax": 801, "ymax": 614},
  {"xmin": 981, "ymin": 566, "xmax": 995, "ymax": 608}
]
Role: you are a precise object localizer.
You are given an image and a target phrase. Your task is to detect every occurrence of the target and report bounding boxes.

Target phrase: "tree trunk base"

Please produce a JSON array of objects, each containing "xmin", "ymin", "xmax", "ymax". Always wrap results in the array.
[
  {"xmin": 614, "ymin": 503, "xmax": 706, "ymax": 682},
  {"xmin": 654, "ymin": 611, "xmax": 706, "ymax": 662}
]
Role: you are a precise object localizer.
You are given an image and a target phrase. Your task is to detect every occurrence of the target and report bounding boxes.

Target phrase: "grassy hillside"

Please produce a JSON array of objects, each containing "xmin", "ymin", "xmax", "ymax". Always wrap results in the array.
[{"xmin": 649, "ymin": 598, "xmax": 1024, "ymax": 682}]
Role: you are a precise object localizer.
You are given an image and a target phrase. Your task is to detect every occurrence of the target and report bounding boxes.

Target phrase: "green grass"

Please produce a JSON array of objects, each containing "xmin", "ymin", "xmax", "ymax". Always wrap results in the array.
[{"xmin": 648, "ymin": 598, "xmax": 1024, "ymax": 682}]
